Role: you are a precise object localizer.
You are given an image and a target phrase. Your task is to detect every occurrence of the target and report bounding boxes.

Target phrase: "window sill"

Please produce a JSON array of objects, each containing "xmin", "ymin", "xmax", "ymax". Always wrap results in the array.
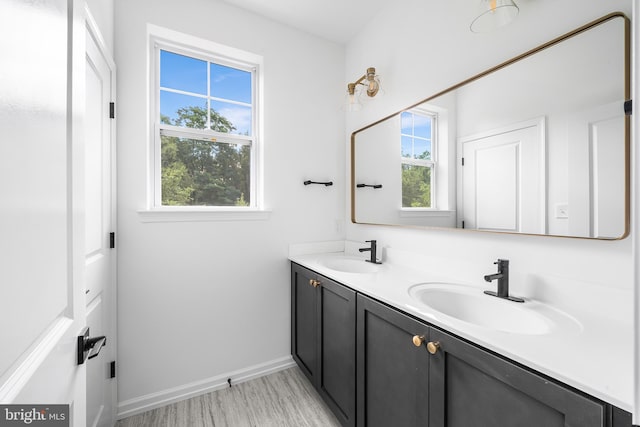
[
  {"xmin": 398, "ymin": 209, "xmax": 455, "ymax": 218},
  {"xmin": 137, "ymin": 208, "xmax": 272, "ymax": 223}
]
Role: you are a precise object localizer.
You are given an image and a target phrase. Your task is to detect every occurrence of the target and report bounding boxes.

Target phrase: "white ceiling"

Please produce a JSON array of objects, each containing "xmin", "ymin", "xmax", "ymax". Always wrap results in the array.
[{"xmin": 220, "ymin": 0, "xmax": 391, "ymax": 44}]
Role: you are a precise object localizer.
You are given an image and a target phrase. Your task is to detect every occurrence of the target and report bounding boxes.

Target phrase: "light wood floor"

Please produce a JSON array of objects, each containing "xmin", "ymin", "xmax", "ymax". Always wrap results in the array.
[{"xmin": 117, "ymin": 366, "xmax": 342, "ymax": 427}]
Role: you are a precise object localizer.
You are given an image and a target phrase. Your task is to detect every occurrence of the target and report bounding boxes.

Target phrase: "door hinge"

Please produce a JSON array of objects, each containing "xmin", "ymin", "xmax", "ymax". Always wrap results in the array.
[
  {"xmin": 110, "ymin": 361, "xmax": 116, "ymax": 378},
  {"xmin": 109, "ymin": 102, "xmax": 115, "ymax": 119},
  {"xmin": 461, "ymin": 157, "xmax": 465, "ymax": 166},
  {"xmin": 624, "ymin": 99, "xmax": 632, "ymax": 116},
  {"xmin": 109, "ymin": 232, "xmax": 115, "ymax": 249}
]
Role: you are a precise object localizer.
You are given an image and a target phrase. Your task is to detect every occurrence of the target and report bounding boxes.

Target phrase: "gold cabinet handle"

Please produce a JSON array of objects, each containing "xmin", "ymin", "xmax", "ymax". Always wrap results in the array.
[
  {"xmin": 412, "ymin": 335, "xmax": 425, "ymax": 347},
  {"xmin": 309, "ymin": 279, "xmax": 321, "ymax": 288},
  {"xmin": 427, "ymin": 341, "xmax": 441, "ymax": 355}
]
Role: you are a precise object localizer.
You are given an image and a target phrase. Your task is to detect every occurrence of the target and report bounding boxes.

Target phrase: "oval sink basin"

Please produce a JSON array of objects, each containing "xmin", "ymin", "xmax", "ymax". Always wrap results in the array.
[
  {"xmin": 320, "ymin": 257, "xmax": 380, "ymax": 274},
  {"xmin": 408, "ymin": 283, "xmax": 580, "ymax": 335}
]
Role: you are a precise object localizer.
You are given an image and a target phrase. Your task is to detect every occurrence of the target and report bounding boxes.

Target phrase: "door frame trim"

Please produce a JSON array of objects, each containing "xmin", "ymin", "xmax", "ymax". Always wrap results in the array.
[{"xmin": 84, "ymin": 4, "xmax": 118, "ymax": 425}]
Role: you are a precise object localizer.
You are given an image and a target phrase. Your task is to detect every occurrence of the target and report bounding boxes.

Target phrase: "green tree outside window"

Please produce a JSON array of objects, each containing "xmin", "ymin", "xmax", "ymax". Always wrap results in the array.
[{"xmin": 161, "ymin": 106, "xmax": 250, "ymax": 207}]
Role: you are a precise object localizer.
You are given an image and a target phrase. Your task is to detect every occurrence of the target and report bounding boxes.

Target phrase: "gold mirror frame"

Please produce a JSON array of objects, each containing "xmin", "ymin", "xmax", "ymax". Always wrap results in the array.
[{"xmin": 351, "ymin": 12, "xmax": 630, "ymax": 239}]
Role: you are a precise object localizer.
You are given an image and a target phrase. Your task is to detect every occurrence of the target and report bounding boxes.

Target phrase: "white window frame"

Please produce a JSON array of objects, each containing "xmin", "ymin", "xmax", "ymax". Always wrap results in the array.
[
  {"xmin": 140, "ymin": 26, "xmax": 268, "ymax": 222},
  {"xmin": 400, "ymin": 108, "xmax": 437, "ymax": 210}
]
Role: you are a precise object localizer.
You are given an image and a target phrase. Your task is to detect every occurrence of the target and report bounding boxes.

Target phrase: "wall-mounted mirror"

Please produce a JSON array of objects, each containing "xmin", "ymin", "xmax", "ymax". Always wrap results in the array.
[{"xmin": 352, "ymin": 13, "xmax": 630, "ymax": 239}]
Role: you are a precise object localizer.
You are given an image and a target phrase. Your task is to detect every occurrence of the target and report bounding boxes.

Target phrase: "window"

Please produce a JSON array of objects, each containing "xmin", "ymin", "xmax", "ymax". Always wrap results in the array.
[
  {"xmin": 400, "ymin": 110, "xmax": 436, "ymax": 208},
  {"xmin": 153, "ymin": 42, "xmax": 258, "ymax": 209}
]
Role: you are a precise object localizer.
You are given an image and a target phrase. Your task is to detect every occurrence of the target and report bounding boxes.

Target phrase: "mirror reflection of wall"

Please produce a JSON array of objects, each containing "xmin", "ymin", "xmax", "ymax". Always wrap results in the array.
[{"xmin": 352, "ymin": 14, "xmax": 628, "ymax": 239}]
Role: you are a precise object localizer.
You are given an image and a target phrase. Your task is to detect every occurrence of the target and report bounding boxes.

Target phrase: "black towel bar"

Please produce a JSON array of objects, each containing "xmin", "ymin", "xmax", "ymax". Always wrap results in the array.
[
  {"xmin": 357, "ymin": 183, "xmax": 383, "ymax": 189},
  {"xmin": 304, "ymin": 180, "xmax": 333, "ymax": 186}
]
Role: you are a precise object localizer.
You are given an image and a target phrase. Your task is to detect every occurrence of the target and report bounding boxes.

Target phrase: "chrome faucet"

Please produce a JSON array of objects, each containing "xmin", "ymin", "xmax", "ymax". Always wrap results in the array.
[
  {"xmin": 483, "ymin": 259, "xmax": 524, "ymax": 303},
  {"xmin": 359, "ymin": 240, "xmax": 382, "ymax": 264}
]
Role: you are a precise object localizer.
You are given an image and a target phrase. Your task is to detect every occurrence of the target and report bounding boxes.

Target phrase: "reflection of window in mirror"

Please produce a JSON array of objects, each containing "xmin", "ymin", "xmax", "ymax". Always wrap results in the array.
[{"xmin": 400, "ymin": 110, "xmax": 436, "ymax": 208}]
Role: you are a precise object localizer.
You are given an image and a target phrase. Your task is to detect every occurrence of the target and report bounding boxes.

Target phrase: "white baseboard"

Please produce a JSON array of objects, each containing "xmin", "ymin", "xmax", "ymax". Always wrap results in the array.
[{"xmin": 116, "ymin": 355, "xmax": 296, "ymax": 420}]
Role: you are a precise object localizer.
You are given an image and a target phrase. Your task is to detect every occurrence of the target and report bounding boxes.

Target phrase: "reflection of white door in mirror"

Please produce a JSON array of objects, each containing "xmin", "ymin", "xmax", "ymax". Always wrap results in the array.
[
  {"xmin": 459, "ymin": 117, "xmax": 545, "ymax": 234},
  {"xmin": 567, "ymin": 102, "xmax": 625, "ymax": 239}
]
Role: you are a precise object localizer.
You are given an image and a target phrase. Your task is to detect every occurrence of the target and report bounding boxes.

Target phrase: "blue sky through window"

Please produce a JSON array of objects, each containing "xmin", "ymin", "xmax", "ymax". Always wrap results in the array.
[
  {"xmin": 160, "ymin": 51, "xmax": 207, "ymax": 94},
  {"xmin": 401, "ymin": 111, "xmax": 432, "ymax": 160},
  {"xmin": 160, "ymin": 49, "xmax": 253, "ymax": 136},
  {"xmin": 210, "ymin": 63, "xmax": 251, "ymax": 104}
]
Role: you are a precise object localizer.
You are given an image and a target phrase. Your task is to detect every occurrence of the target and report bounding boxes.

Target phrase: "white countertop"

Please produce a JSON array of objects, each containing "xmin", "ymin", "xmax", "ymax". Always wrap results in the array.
[{"xmin": 289, "ymin": 241, "xmax": 634, "ymax": 412}]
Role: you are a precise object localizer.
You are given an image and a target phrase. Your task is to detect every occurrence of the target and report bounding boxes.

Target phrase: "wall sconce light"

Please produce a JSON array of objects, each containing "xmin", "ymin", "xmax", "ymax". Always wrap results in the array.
[
  {"xmin": 470, "ymin": 0, "xmax": 519, "ymax": 33},
  {"xmin": 345, "ymin": 67, "xmax": 381, "ymax": 111}
]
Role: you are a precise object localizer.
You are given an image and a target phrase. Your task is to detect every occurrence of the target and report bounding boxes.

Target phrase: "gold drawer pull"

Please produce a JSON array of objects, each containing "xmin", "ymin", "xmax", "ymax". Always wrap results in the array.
[
  {"xmin": 412, "ymin": 335, "xmax": 425, "ymax": 347},
  {"xmin": 309, "ymin": 279, "xmax": 321, "ymax": 288},
  {"xmin": 427, "ymin": 341, "xmax": 441, "ymax": 355}
]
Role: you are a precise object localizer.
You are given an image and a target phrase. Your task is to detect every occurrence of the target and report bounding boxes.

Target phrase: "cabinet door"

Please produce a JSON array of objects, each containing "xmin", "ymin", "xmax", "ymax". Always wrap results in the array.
[
  {"xmin": 291, "ymin": 263, "xmax": 319, "ymax": 383},
  {"xmin": 428, "ymin": 328, "xmax": 607, "ymax": 427},
  {"xmin": 357, "ymin": 294, "xmax": 430, "ymax": 427},
  {"xmin": 318, "ymin": 276, "xmax": 356, "ymax": 427}
]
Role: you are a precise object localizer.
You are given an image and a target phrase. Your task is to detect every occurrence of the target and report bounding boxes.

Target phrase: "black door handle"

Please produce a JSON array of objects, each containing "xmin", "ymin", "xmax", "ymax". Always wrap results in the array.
[
  {"xmin": 87, "ymin": 336, "xmax": 107, "ymax": 360},
  {"xmin": 77, "ymin": 327, "xmax": 107, "ymax": 365}
]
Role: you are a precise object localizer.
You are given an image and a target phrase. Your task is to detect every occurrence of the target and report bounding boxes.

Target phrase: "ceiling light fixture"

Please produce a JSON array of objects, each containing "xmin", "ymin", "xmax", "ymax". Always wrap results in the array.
[
  {"xmin": 345, "ymin": 67, "xmax": 381, "ymax": 111},
  {"xmin": 470, "ymin": 0, "xmax": 519, "ymax": 33}
]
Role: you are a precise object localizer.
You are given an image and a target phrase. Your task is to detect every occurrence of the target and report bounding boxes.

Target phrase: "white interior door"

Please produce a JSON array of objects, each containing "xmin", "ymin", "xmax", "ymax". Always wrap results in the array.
[
  {"xmin": 460, "ymin": 118, "xmax": 546, "ymax": 233},
  {"xmin": 85, "ymin": 10, "xmax": 117, "ymax": 427},
  {"xmin": 0, "ymin": 0, "xmax": 86, "ymax": 424}
]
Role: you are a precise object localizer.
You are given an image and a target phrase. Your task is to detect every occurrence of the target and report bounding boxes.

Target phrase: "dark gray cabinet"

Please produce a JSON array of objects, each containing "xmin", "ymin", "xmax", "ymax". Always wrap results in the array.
[
  {"xmin": 291, "ymin": 262, "xmax": 632, "ymax": 427},
  {"xmin": 356, "ymin": 294, "xmax": 430, "ymax": 427},
  {"xmin": 291, "ymin": 263, "xmax": 356, "ymax": 427},
  {"xmin": 291, "ymin": 264, "xmax": 318, "ymax": 382},
  {"xmin": 428, "ymin": 327, "xmax": 609, "ymax": 427}
]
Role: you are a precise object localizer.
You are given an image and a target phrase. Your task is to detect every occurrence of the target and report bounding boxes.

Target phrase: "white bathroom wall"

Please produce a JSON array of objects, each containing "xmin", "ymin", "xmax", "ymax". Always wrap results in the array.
[
  {"xmin": 345, "ymin": 0, "xmax": 634, "ymax": 393},
  {"xmin": 114, "ymin": 0, "xmax": 345, "ymax": 413}
]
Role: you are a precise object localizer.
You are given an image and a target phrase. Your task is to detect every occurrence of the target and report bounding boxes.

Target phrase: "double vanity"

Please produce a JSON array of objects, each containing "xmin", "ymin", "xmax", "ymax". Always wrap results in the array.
[
  {"xmin": 289, "ymin": 241, "xmax": 633, "ymax": 427},
  {"xmin": 291, "ymin": 11, "xmax": 634, "ymax": 427}
]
